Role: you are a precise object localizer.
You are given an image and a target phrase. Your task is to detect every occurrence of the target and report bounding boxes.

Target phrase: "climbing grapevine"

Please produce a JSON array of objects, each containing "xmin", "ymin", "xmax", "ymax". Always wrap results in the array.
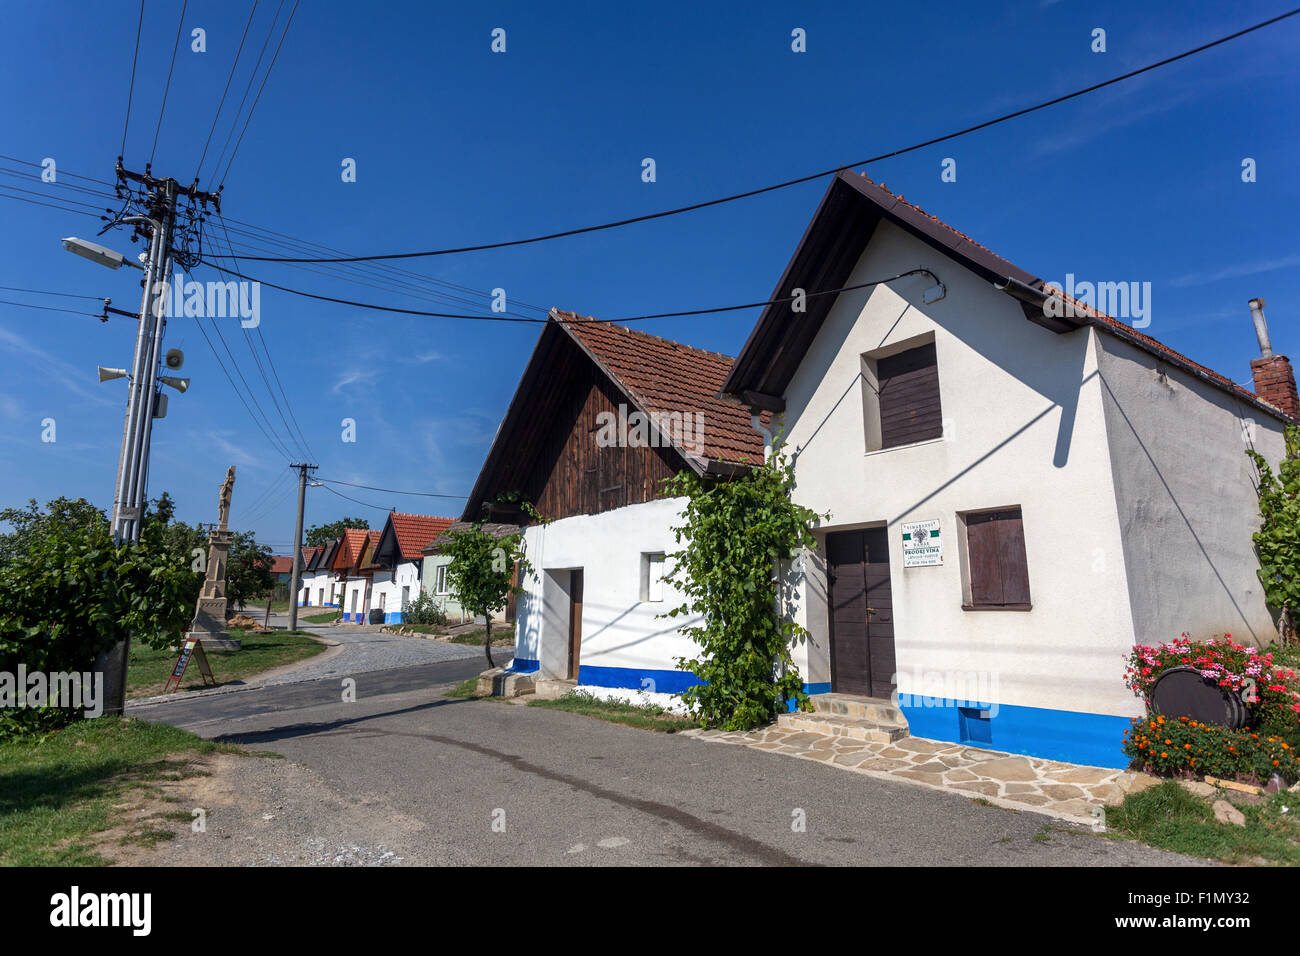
[{"xmin": 661, "ymin": 447, "xmax": 822, "ymax": 730}]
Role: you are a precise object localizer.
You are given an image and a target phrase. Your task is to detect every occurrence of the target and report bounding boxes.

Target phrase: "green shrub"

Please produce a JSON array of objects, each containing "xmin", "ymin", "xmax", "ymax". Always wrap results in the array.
[
  {"xmin": 1123, "ymin": 714, "xmax": 1300, "ymax": 785},
  {"xmin": 0, "ymin": 502, "xmax": 194, "ymax": 737},
  {"xmin": 402, "ymin": 590, "xmax": 447, "ymax": 627}
]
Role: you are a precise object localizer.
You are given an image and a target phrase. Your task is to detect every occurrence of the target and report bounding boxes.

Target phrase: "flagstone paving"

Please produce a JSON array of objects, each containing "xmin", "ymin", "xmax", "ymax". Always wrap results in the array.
[{"xmin": 682, "ymin": 724, "xmax": 1158, "ymax": 826}]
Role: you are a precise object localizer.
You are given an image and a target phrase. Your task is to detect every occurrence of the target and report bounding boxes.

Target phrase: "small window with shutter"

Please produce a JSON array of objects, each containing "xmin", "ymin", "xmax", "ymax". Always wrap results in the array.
[
  {"xmin": 876, "ymin": 342, "xmax": 943, "ymax": 449},
  {"xmin": 640, "ymin": 552, "xmax": 666, "ymax": 602},
  {"xmin": 963, "ymin": 508, "xmax": 1032, "ymax": 610}
]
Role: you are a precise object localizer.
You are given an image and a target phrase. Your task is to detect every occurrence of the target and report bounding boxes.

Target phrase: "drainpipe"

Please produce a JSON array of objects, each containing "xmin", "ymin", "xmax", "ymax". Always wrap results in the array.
[
  {"xmin": 750, "ymin": 413, "xmax": 773, "ymax": 461},
  {"xmin": 1249, "ymin": 298, "xmax": 1272, "ymax": 358}
]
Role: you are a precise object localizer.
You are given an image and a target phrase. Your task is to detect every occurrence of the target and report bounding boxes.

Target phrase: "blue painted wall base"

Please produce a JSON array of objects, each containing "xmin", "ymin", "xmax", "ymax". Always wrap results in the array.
[{"xmin": 897, "ymin": 698, "xmax": 1131, "ymax": 769}]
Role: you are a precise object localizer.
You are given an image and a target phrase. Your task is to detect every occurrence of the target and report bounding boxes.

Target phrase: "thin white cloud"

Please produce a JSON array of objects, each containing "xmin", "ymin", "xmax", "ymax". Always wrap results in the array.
[
  {"xmin": 1170, "ymin": 252, "xmax": 1300, "ymax": 288},
  {"xmin": 0, "ymin": 326, "xmax": 115, "ymax": 406},
  {"xmin": 332, "ymin": 368, "xmax": 377, "ymax": 393}
]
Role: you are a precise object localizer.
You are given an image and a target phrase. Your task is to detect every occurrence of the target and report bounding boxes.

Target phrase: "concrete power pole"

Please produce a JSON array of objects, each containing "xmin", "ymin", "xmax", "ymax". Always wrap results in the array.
[
  {"xmin": 287, "ymin": 462, "xmax": 317, "ymax": 633},
  {"xmin": 96, "ymin": 163, "xmax": 221, "ymax": 716}
]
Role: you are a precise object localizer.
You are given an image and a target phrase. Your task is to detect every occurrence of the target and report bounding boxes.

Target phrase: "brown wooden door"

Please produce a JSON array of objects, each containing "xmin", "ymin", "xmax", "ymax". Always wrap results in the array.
[
  {"xmin": 827, "ymin": 529, "xmax": 896, "ymax": 698},
  {"xmin": 567, "ymin": 569, "xmax": 584, "ymax": 679}
]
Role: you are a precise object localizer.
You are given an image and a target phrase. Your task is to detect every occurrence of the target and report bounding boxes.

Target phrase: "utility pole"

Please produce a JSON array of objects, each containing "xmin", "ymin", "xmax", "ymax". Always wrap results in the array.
[
  {"xmin": 94, "ymin": 161, "xmax": 222, "ymax": 715},
  {"xmin": 287, "ymin": 462, "xmax": 318, "ymax": 632}
]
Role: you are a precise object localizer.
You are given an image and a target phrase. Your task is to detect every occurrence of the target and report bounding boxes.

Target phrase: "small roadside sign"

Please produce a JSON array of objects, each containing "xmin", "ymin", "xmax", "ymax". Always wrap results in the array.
[
  {"xmin": 901, "ymin": 519, "xmax": 942, "ymax": 567},
  {"xmin": 163, "ymin": 638, "xmax": 217, "ymax": 693}
]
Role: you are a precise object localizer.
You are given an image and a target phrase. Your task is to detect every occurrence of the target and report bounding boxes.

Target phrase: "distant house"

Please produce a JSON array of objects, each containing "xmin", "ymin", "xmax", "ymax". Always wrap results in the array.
[
  {"xmin": 270, "ymin": 554, "xmax": 295, "ymax": 585},
  {"xmin": 302, "ymin": 540, "xmax": 342, "ymax": 608},
  {"xmin": 367, "ymin": 512, "xmax": 455, "ymax": 624},
  {"xmin": 716, "ymin": 171, "xmax": 1297, "ymax": 767},
  {"xmin": 333, "ymin": 528, "xmax": 378, "ymax": 623},
  {"xmin": 421, "ymin": 520, "xmax": 520, "ymax": 624},
  {"xmin": 461, "ymin": 311, "xmax": 765, "ymax": 704}
]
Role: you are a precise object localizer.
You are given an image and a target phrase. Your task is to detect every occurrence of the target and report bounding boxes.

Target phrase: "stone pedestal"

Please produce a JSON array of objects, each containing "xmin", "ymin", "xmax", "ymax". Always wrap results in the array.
[{"xmin": 185, "ymin": 528, "xmax": 241, "ymax": 651}]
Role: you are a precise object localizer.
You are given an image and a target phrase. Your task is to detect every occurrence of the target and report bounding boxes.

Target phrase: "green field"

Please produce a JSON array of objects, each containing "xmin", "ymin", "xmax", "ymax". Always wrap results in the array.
[{"xmin": 127, "ymin": 628, "xmax": 326, "ymax": 698}]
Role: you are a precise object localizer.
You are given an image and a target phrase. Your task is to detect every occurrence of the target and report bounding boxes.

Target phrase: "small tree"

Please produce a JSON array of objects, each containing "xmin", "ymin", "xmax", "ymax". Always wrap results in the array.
[
  {"xmin": 662, "ymin": 447, "xmax": 823, "ymax": 730},
  {"xmin": 305, "ymin": 517, "xmax": 368, "ymax": 548},
  {"xmin": 1248, "ymin": 424, "xmax": 1300, "ymax": 645},
  {"xmin": 227, "ymin": 530, "xmax": 276, "ymax": 610},
  {"xmin": 442, "ymin": 522, "xmax": 530, "ymax": 669}
]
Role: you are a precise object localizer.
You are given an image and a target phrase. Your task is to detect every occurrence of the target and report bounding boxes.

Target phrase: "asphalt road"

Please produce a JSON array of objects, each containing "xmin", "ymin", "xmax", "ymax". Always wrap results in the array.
[{"xmin": 128, "ymin": 658, "xmax": 1202, "ymax": 866}]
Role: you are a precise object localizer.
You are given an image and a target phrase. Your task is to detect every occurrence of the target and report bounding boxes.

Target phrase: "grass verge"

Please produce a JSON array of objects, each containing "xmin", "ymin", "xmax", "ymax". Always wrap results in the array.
[
  {"xmin": 445, "ymin": 677, "xmax": 481, "ymax": 698},
  {"xmin": 528, "ymin": 690, "xmax": 694, "ymax": 733},
  {"xmin": 1104, "ymin": 780, "xmax": 1300, "ymax": 865},
  {"xmin": 447, "ymin": 628, "xmax": 513, "ymax": 647},
  {"xmin": 127, "ymin": 628, "xmax": 327, "ymax": 699},
  {"xmin": 303, "ymin": 610, "xmax": 341, "ymax": 624},
  {"xmin": 0, "ymin": 717, "xmax": 247, "ymax": 866}
]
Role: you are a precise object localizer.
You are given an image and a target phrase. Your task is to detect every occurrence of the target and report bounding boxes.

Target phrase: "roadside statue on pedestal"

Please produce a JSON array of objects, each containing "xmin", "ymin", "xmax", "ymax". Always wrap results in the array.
[{"xmin": 185, "ymin": 465, "xmax": 242, "ymax": 651}]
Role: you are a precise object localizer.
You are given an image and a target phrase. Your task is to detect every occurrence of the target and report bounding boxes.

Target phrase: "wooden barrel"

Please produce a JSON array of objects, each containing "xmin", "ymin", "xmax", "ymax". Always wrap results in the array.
[{"xmin": 1149, "ymin": 665, "xmax": 1251, "ymax": 728}]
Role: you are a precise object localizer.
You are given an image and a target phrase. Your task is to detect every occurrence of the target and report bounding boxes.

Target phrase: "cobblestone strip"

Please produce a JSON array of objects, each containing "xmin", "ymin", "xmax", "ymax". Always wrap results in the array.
[{"xmin": 682, "ymin": 726, "xmax": 1158, "ymax": 826}]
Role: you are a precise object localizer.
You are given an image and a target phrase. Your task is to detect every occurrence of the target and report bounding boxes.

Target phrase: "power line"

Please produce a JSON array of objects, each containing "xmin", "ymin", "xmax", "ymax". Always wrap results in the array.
[
  {"xmin": 227, "ymin": 8, "xmax": 1300, "ymax": 264},
  {"xmin": 0, "ymin": 189, "xmax": 107, "ymax": 219},
  {"xmin": 210, "ymin": 211, "xmax": 317, "ymax": 461},
  {"xmin": 120, "ymin": 0, "xmax": 145, "ymax": 157},
  {"xmin": 196, "ymin": 0, "xmax": 260, "ymax": 183},
  {"xmin": 316, "ymin": 477, "xmax": 468, "ymax": 499},
  {"xmin": 0, "ymin": 154, "xmax": 116, "ymax": 188},
  {"xmin": 0, "ymin": 285, "xmax": 105, "ymax": 300},
  {"xmin": 197, "ymin": 259, "xmax": 936, "ymax": 325},
  {"xmin": 205, "ymin": 313, "xmax": 299, "ymax": 460},
  {"xmin": 150, "ymin": 0, "xmax": 190, "ymax": 165},
  {"xmin": 0, "ymin": 298, "xmax": 101, "ymax": 317},
  {"xmin": 0, "ymin": 182, "xmax": 114, "ymax": 213},
  {"xmin": 208, "ymin": 0, "xmax": 283, "ymax": 185},
  {"xmin": 193, "ymin": 316, "xmax": 296, "ymax": 462},
  {"xmin": 219, "ymin": 0, "xmax": 299, "ymax": 185},
  {"xmin": 319, "ymin": 482, "xmax": 396, "ymax": 514}
]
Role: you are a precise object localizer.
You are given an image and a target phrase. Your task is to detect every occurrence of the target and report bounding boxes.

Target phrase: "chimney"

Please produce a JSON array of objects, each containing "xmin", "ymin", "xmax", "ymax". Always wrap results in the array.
[{"xmin": 1248, "ymin": 298, "xmax": 1300, "ymax": 419}]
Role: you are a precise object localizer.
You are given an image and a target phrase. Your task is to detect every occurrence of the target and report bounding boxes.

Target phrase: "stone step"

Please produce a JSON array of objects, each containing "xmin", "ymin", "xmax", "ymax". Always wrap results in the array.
[
  {"xmin": 776, "ymin": 711, "xmax": 909, "ymax": 743},
  {"xmin": 808, "ymin": 693, "xmax": 908, "ymax": 727},
  {"xmin": 532, "ymin": 677, "xmax": 577, "ymax": 701}
]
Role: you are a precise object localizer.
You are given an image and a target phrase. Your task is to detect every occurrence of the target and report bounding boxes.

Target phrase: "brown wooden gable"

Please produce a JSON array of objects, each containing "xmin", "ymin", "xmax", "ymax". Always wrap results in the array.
[
  {"xmin": 529, "ymin": 356, "xmax": 679, "ymax": 520},
  {"xmin": 463, "ymin": 321, "xmax": 690, "ymax": 524}
]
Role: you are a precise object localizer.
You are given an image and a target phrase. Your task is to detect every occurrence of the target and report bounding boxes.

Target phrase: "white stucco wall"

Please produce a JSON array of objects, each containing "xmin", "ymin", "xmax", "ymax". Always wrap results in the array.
[
  {"xmin": 343, "ymin": 576, "xmax": 369, "ymax": 620},
  {"xmin": 1094, "ymin": 334, "xmax": 1286, "ymax": 647},
  {"xmin": 369, "ymin": 562, "xmax": 421, "ymax": 620},
  {"xmin": 778, "ymin": 219, "xmax": 1141, "ymax": 719},
  {"xmin": 513, "ymin": 496, "xmax": 702, "ymax": 691}
]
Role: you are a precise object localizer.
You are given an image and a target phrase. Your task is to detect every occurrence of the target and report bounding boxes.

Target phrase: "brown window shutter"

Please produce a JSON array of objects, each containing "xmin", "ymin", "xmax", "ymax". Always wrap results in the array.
[
  {"xmin": 995, "ymin": 510, "xmax": 1031, "ymax": 605},
  {"xmin": 966, "ymin": 508, "xmax": 1031, "ymax": 608},
  {"xmin": 966, "ymin": 512, "xmax": 1003, "ymax": 606},
  {"xmin": 877, "ymin": 343, "xmax": 943, "ymax": 449}
]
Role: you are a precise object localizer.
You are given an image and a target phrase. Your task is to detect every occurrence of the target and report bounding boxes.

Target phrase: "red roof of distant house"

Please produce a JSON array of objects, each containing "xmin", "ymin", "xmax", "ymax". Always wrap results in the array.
[
  {"xmin": 332, "ymin": 528, "xmax": 372, "ymax": 572},
  {"xmin": 386, "ymin": 513, "xmax": 456, "ymax": 561},
  {"xmin": 555, "ymin": 311, "xmax": 767, "ymax": 467},
  {"xmin": 270, "ymin": 555, "xmax": 295, "ymax": 575}
]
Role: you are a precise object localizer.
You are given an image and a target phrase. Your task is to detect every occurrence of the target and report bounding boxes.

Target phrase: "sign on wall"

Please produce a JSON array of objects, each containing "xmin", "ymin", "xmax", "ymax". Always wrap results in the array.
[{"xmin": 901, "ymin": 519, "xmax": 942, "ymax": 567}]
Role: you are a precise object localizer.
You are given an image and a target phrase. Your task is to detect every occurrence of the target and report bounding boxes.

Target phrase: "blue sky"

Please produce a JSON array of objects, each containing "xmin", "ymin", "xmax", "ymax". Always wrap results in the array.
[{"xmin": 1, "ymin": 0, "xmax": 1297, "ymax": 553}]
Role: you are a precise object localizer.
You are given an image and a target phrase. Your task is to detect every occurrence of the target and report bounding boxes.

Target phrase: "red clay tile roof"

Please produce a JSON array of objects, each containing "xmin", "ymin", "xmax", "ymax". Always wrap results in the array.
[
  {"xmin": 388, "ymin": 513, "xmax": 456, "ymax": 561},
  {"xmin": 332, "ymin": 528, "xmax": 372, "ymax": 572},
  {"xmin": 270, "ymin": 555, "xmax": 295, "ymax": 575},
  {"xmin": 555, "ymin": 311, "xmax": 766, "ymax": 466},
  {"xmin": 853, "ymin": 173, "xmax": 1286, "ymax": 419}
]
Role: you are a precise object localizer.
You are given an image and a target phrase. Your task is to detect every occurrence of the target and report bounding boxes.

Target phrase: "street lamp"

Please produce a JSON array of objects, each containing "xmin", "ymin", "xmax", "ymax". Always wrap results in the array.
[{"xmin": 61, "ymin": 236, "xmax": 145, "ymax": 271}]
